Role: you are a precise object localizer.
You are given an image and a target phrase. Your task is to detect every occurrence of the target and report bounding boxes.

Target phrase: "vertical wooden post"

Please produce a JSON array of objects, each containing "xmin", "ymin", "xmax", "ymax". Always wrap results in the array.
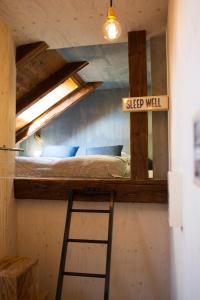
[
  {"xmin": 150, "ymin": 34, "xmax": 168, "ymax": 179},
  {"xmin": 0, "ymin": 19, "xmax": 16, "ymax": 257},
  {"xmin": 128, "ymin": 31, "xmax": 148, "ymax": 180}
]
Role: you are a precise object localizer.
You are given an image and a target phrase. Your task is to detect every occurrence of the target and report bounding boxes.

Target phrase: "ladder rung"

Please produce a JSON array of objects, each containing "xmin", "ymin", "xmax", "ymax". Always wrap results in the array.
[
  {"xmin": 71, "ymin": 209, "xmax": 110, "ymax": 213},
  {"xmin": 68, "ymin": 238, "xmax": 108, "ymax": 244},
  {"xmin": 63, "ymin": 271, "xmax": 106, "ymax": 278}
]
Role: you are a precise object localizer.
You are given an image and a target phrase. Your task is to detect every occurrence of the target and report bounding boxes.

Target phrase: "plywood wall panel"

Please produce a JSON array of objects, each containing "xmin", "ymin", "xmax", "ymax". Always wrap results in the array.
[
  {"xmin": 0, "ymin": 19, "xmax": 16, "ymax": 257},
  {"xmin": 17, "ymin": 200, "xmax": 170, "ymax": 300}
]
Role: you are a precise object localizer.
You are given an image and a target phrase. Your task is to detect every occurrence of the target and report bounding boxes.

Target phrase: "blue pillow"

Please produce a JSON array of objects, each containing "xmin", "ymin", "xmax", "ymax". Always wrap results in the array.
[
  {"xmin": 41, "ymin": 145, "xmax": 79, "ymax": 158},
  {"xmin": 86, "ymin": 145, "xmax": 123, "ymax": 156}
]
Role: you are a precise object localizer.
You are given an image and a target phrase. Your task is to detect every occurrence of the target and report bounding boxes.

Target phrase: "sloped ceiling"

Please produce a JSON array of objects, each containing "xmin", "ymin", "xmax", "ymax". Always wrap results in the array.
[
  {"xmin": 58, "ymin": 43, "xmax": 129, "ymax": 90},
  {"xmin": 0, "ymin": 0, "xmax": 168, "ymax": 48},
  {"xmin": 16, "ymin": 42, "xmax": 102, "ymax": 143},
  {"xmin": 58, "ymin": 41, "xmax": 152, "ymax": 90}
]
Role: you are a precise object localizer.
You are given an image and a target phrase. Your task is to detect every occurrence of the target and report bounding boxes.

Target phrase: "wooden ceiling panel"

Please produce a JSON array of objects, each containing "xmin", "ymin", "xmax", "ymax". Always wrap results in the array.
[
  {"xmin": 17, "ymin": 46, "xmax": 85, "ymax": 101},
  {"xmin": 16, "ymin": 41, "xmax": 48, "ymax": 67},
  {"xmin": 17, "ymin": 49, "xmax": 67, "ymax": 100},
  {"xmin": 25, "ymin": 50, "xmax": 66, "ymax": 78},
  {"xmin": 0, "ymin": 0, "xmax": 168, "ymax": 49}
]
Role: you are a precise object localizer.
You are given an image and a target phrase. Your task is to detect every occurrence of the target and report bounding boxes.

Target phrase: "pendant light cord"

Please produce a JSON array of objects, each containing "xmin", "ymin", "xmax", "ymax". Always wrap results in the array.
[{"xmin": 110, "ymin": 0, "xmax": 113, "ymax": 7}]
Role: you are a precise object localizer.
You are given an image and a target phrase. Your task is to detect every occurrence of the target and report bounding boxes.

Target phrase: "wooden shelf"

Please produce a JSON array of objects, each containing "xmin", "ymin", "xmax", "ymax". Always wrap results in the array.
[{"xmin": 14, "ymin": 178, "xmax": 168, "ymax": 203}]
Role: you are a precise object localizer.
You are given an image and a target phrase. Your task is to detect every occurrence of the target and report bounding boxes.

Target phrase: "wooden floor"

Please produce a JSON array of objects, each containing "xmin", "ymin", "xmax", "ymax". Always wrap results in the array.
[{"xmin": 14, "ymin": 178, "xmax": 168, "ymax": 203}]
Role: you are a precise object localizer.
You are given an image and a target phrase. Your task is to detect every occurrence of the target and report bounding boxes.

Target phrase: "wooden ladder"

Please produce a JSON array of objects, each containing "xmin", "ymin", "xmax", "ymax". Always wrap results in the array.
[{"xmin": 55, "ymin": 189, "xmax": 115, "ymax": 300}]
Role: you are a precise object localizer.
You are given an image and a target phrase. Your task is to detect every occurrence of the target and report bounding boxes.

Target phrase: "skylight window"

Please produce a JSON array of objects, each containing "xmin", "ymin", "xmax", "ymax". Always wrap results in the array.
[{"xmin": 16, "ymin": 78, "xmax": 78, "ymax": 131}]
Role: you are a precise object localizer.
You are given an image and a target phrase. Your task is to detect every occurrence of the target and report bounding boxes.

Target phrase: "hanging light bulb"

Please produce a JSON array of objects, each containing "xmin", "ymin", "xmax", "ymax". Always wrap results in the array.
[{"xmin": 103, "ymin": 0, "xmax": 121, "ymax": 41}]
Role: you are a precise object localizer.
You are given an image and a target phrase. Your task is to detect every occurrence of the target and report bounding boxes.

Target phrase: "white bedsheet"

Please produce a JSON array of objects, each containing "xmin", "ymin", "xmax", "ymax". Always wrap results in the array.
[{"xmin": 15, "ymin": 155, "xmax": 130, "ymax": 179}]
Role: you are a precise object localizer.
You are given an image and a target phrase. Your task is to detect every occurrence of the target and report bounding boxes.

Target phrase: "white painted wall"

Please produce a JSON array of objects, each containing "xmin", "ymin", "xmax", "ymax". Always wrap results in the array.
[
  {"xmin": 168, "ymin": 1, "xmax": 200, "ymax": 299},
  {"xmin": 17, "ymin": 200, "xmax": 169, "ymax": 300}
]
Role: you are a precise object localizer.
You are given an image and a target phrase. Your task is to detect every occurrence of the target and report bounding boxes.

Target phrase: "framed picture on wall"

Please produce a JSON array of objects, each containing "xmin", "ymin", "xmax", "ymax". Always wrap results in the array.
[{"xmin": 194, "ymin": 112, "xmax": 200, "ymax": 186}]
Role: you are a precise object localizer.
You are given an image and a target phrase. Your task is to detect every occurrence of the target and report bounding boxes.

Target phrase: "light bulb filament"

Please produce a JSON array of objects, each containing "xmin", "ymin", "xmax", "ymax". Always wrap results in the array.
[
  {"xmin": 106, "ymin": 21, "xmax": 119, "ymax": 40},
  {"xmin": 103, "ymin": 5, "xmax": 121, "ymax": 41}
]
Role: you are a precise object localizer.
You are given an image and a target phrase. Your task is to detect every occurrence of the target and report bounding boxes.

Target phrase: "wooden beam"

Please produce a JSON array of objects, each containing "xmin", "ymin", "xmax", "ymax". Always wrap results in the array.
[
  {"xmin": 16, "ymin": 41, "xmax": 49, "ymax": 68},
  {"xmin": 14, "ymin": 178, "xmax": 168, "ymax": 203},
  {"xmin": 150, "ymin": 34, "xmax": 168, "ymax": 179},
  {"xmin": 16, "ymin": 61, "xmax": 89, "ymax": 115},
  {"xmin": 16, "ymin": 82, "xmax": 102, "ymax": 143},
  {"xmin": 128, "ymin": 31, "xmax": 148, "ymax": 180}
]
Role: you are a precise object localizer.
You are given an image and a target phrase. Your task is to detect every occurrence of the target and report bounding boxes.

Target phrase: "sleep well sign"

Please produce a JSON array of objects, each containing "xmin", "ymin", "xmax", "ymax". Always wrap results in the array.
[{"xmin": 122, "ymin": 95, "xmax": 169, "ymax": 112}]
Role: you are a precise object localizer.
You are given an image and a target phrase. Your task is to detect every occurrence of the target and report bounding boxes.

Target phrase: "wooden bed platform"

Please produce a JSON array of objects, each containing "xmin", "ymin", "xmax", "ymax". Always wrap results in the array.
[{"xmin": 14, "ymin": 178, "xmax": 168, "ymax": 203}]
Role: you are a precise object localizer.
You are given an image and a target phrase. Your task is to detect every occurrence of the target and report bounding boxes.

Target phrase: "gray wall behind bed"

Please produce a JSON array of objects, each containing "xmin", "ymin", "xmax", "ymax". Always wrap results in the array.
[{"xmin": 20, "ymin": 88, "xmax": 130, "ymax": 157}]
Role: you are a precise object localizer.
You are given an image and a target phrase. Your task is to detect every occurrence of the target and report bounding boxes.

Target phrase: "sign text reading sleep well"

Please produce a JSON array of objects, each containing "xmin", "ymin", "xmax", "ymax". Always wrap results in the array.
[{"xmin": 122, "ymin": 95, "xmax": 169, "ymax": 112}]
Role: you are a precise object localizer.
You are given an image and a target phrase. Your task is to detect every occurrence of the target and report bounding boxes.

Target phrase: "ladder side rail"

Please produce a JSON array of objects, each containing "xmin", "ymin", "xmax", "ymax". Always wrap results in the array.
[
  {"xmin": 104, "ymin": 191, "xmax": 115, "ymax": 300},
  {"xmin": 55, "ymin": 190, "xmax": 73, "ymax": 300}
]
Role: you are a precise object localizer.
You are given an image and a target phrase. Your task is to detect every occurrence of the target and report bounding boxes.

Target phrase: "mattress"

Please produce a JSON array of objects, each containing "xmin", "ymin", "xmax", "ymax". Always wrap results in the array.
[{"xmin": 15, "ymin": 155, "xmax": 130, "ymax": 179}]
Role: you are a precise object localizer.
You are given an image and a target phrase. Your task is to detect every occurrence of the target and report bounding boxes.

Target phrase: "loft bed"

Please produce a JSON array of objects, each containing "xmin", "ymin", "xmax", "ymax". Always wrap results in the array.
[
  {"xmin": 14, "ymin": 151, "xmax": 167, "ymax": 203},
  {"xmin": 15, "ymin": 155, "xmax": 130, "ymax": 179},
  {"xmin": 14, "ymin": 31, "xmax": 168, "ymax": 204}
]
